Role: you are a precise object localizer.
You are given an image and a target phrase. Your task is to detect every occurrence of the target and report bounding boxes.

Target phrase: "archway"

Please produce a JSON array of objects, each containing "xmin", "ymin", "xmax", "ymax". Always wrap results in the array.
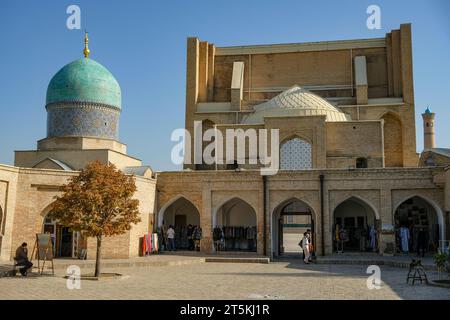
[
  {"xmin": 332, "ymin": 197, "xmax": 378, "ymax": 253},
  {"xmin": 272, "ymin": 198, "xmax": 315, "ymax": 257},
  {"xmin": 158, "ymin": 196, "xmax": 201, "ymax": 250},
  {"xmin": 280, "ymin": 137, "xmax": 312, "ymax": 170},
  {"xmin": 213, "ymin": 198, "xmax": 257, "ymax": 252},
  {"xmin": 42, "ymin": 213, "xmax": 85, "ymax": 258},
  {"xmin": 394, "ymin": 196, "xmax": 443, "ymax": 255}
]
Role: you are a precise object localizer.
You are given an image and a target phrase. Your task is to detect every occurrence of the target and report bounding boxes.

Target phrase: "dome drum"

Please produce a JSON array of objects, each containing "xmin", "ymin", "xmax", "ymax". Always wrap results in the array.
[{"xmin": 46, "ymin": 102, "xmax": 119, "ymax": 139}]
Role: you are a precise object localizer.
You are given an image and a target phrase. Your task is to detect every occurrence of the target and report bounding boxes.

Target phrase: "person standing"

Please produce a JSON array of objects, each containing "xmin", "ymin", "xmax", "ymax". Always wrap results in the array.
[
  {"xmin": 339, "ymin": 227, "xmax": 348, "ymax": 253},
  {"xmin": 192, "ymin": 226, "xmax": 202, "ymax": 251},
  {"xmin": 187, "ymin": 224, "xmax": 194, "ymax": 251},
  {"xmin": 302, "ymin": 232, "xmax": 311, "ymax": 264},
  {"xmin": 400, "ymin": 225, "xmax": 410, "ymax": 254},
  {"xmin": 15, "ymin": 242, "xmax": 33, "ymax": 276},
  {"xmin": 167, "ymin": 225, "xmax": 176, "ymax": 251},
  {"xmin": 417, "ymin": 227, "xmax": 427, "ymax": 257}
]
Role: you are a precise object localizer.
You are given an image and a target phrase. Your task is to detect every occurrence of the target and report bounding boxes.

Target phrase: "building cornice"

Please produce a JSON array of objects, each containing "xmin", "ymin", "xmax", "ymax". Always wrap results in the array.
[{"xmin": 216, "ymin": 38, "xmax": 386, "ymax": 56}]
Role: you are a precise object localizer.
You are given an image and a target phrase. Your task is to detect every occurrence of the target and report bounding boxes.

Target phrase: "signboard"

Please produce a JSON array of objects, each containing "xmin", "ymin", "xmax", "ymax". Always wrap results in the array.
[
  {"xmin": 36, "ymin": 233, "xmax": 53, "ymax": 260},
  {"xmin": 31, "ymin": 233, "xmax": 55, "ymax": 275}
]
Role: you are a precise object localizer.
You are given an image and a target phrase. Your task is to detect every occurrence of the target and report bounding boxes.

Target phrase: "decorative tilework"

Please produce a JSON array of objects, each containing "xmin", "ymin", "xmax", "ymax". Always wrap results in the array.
[
  {"xmin": 46, "ymin": 102, "xmax": 120, "ymax": 139},
  {"xmin": 280, "ymin": 137, "xmax": 312, "ymax": 170}
]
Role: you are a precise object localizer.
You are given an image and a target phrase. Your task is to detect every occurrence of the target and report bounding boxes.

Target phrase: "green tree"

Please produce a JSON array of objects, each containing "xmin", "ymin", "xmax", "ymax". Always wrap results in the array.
[{"xmin": 49, "ymin": 161, "xmax": 141, "ymax": 277}]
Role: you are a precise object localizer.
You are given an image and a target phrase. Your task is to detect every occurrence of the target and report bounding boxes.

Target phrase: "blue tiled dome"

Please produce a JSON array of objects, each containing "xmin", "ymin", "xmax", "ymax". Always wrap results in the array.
[
  {"xmin": 45, "ymin": 58, "xmax": 121, "ymax": 140},
  {"xmin": 46, "ymin": 58, "xmax": 121, "ymax": 109}
]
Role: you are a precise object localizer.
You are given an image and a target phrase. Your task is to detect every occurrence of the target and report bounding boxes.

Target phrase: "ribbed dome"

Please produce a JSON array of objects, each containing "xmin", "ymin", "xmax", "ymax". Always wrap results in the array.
[
  {"xmin": 46, "ymin": 58, "xmax": 121, "ymax": 109},
  {"xmin": 241, "ymin": 86, "xmax": 350, "ymax": 124}
]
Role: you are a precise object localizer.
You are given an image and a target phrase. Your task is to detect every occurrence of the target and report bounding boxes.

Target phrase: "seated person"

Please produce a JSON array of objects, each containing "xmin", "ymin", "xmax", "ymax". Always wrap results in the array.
[{"xmin": 15, "ymin": 242, "xmax": 33, "ymax": 276}]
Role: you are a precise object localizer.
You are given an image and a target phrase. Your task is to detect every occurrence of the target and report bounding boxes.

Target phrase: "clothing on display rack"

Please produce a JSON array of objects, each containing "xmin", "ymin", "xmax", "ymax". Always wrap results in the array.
[
  {"xmin": 141, "ymin": 233, "xmax": 159, "ymax": 256},
  {"xmin": 213, "ymin": 226, "xmax": 257, "ymax": 252},
  {"xmin": 157, "ymin": 227, "xmax": 167, "ymax": 251},
  {"xmin": 158, "ymin": 225, "xmax": 202, "ymax": 250}
]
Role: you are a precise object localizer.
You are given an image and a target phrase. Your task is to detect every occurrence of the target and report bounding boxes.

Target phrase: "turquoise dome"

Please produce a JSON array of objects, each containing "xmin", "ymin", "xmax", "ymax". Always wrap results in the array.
[{"xmin": 46, "ymin": 58, "xmax": 121, "ymax": 109}]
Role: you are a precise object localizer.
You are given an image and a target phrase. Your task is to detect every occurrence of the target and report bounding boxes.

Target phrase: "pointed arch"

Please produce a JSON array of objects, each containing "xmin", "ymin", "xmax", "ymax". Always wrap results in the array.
[
  {"xmin": 271, "ymin": 197, "xmax": 316, "ymax": 257},
  {"xmin": 332, "ymin": 196, "xmax": 379, "ymax": 252},
  {"xmin": 279, "ymin": 136, "xmax": 312, "ymax": 170},
  {"xmin": 332, "ymin": 195, "xmax": 380, "ymax": 219},
  {"xmin": 157, "ymin": 194, "xmax": 200, "ymax": 227},
  {"xmin": 393, "ymin": 194, "xmax": 445, "ymax": 241},
  {"xmin": 212, "ymin": 196, "xmax": 257, "ymax": 252},
  {"xmin": 213, "ymin": 196, "xmax": 257, "ymax": 228}
]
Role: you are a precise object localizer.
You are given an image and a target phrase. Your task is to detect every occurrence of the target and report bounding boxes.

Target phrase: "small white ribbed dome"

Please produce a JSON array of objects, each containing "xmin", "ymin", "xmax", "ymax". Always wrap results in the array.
[{"xmin": 241, "ymin": 86, "xmax": 351, "ymax": 124}]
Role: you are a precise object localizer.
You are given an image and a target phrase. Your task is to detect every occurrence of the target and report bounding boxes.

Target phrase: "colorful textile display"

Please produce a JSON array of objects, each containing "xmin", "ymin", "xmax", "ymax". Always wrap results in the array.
[
  {"xmin": 213, "ymin": 226, "xmax": 257, "ymax": 252},
  {"xmin": 141, "ymin": 233, "xmax": 159, "ymax": 255}
]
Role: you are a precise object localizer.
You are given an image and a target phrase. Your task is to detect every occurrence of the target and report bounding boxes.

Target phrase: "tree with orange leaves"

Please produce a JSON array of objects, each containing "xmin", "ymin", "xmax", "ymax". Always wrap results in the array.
[{"xmin": 49, "ymin": 161, "xmax": 141, "ymax": 277}]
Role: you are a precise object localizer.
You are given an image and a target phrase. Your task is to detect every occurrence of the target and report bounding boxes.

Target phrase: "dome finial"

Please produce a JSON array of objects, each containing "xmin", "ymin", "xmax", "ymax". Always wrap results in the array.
[{"xmin": 83, "ymin": 31, "xmax": 90, "ymax": 58}]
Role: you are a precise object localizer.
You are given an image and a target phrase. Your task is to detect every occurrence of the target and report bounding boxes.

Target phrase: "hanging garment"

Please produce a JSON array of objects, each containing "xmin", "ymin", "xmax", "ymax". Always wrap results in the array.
[
  {"xmin": 142, "ymin": 234, "xmax": 147, "ymax": 256},
  {"xmin": 400, "ymin": 227, "xmax": 410, "ymax": 252},
  {"xmin": 147, "ymin": 233, "xmax": 153, "ymax": 254},
  {"xmin": 152, "ymin": 233, "xmax": 159, "ymax": 252},
  {"xmin": 369, "ymin": 226, "xmax": 376, "ymax": 250}
]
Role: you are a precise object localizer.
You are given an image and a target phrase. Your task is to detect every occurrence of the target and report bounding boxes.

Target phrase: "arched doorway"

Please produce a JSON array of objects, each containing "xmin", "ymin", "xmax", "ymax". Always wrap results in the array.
[
  {"xmin": 158, "ymin": 196, "xmax": 201, "ymax": 250},
  {"xmin": 280, "ymin": 137, "xmax": 312, "ymax": 170},
  {"xmin": 272, "ymin": 199, "xmax": 315, "ymax": 257},
  {"xmin": 213, "ymin": 198, "xmax": 257, "ymax": 252},
  {"xmin": 394, "ymin": 196, "xmax": 442, "ymax": 255},
  {"xmin": 333, "ymin": 197, "xmax": 378, "ymax": 253},
  {"xmin": 42, "ymin": 214, "xmax": 84, "ymax": 258}
]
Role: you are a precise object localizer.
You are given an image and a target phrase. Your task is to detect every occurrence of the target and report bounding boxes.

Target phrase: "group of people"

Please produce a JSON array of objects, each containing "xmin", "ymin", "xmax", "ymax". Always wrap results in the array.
[
  {"xmin": 299, "ymin": 230, "xmax": 313, "ymax": 264},
  {"xmin": 334, "ymin": 224, "xmax": 377, "ymax": 253},
  {"xmin": 165, "ymin": 224, "xmax": 202, "ymax": 252}
]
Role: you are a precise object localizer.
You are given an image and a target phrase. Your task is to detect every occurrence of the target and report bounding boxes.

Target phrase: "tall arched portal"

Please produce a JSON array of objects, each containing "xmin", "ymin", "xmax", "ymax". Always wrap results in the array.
[
  {"xmin": 332, "ymin": 197, "xmax": 378, "ymax": 253},
  {"xmin": 394, "ymin": 196, "xmax": 443, "ymax": 255},
  {"xmin": 272, "ymin": 199, "xmax": 315, "ymax": 257},
  {"xmin": 213, "ymin": 198, "xmax": 257, "ymax": 252}
]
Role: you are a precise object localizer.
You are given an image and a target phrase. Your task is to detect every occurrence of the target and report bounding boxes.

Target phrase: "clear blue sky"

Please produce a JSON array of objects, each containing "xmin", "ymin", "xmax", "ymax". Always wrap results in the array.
[{"xmin": 1, "ymin": 0, "xmax": 449, "ymax": 171}]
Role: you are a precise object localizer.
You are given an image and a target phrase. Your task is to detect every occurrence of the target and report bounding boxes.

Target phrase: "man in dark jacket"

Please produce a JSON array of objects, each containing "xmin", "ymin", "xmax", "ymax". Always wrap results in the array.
[
  {"xmin": 15, "ymin": 242, "xmax": 33, "ymax": 276},
  {"xmin": 187, "ymin": 224, "xmax": 194, "ymax": 250},
  {"xmin": 417, "ymin": 228, "xmax": 428, "ymax": 257}
]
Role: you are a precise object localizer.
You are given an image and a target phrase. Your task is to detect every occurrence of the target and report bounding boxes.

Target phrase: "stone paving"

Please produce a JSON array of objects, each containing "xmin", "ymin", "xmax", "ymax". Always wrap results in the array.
[{"xmin": 1, "ymin": 259, "xmax": 449, "ymax": 300}]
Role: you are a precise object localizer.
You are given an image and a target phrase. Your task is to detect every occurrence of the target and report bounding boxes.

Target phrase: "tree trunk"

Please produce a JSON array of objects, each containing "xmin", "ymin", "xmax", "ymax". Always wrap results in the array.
[{"xmin": 94, "ymin": 235, "xmax": 102, "ymax": 277}]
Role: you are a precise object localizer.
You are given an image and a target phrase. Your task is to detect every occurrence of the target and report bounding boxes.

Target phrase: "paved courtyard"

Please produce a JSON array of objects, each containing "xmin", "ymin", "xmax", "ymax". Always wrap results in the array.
[{"xmin": 1, "ymin": 259, "xmax": 449, "ymax": 300}]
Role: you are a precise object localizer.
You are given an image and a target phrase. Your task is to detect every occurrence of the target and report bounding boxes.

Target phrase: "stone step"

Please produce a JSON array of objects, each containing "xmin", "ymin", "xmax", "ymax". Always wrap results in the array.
[{"xmin": 205, "ymin": 257, "xmax": 270, "ymax": 264}]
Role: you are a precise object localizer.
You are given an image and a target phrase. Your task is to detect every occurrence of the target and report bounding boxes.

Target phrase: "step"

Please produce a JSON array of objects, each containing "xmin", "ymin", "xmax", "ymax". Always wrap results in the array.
[{"xmin": 205, "ymin": 257, "xmax": 270, "ymax": 264}]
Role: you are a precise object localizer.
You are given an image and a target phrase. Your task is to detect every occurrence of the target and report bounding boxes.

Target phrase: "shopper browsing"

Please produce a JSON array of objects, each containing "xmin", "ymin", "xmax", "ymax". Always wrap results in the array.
[{"xmin": 167, "ymin": 225, "xmax": 176, "ymax": 251}]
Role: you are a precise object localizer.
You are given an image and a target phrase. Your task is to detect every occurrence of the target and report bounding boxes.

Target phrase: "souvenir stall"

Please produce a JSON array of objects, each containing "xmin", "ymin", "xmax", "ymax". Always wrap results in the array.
[
  {"xmin": 213, "ymin": 226, "xmax": 257, "ymax": 252},
  {"xmin": 141, "ymin": 233, "xmax": 159, "ymax": 256},
  {"xmin": 214, "ymin": 198, "xmax": 257, "ymax": 252},
  {"xmin": 394, "ymin": 197, "xmax": 440, "ymax": 255}
]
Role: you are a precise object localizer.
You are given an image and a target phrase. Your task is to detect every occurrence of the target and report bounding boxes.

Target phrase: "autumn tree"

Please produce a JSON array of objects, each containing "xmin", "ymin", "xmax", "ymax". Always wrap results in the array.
[{"xmin": 49, "ymin": 161, "xmax": 141, "ymax": 277}]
